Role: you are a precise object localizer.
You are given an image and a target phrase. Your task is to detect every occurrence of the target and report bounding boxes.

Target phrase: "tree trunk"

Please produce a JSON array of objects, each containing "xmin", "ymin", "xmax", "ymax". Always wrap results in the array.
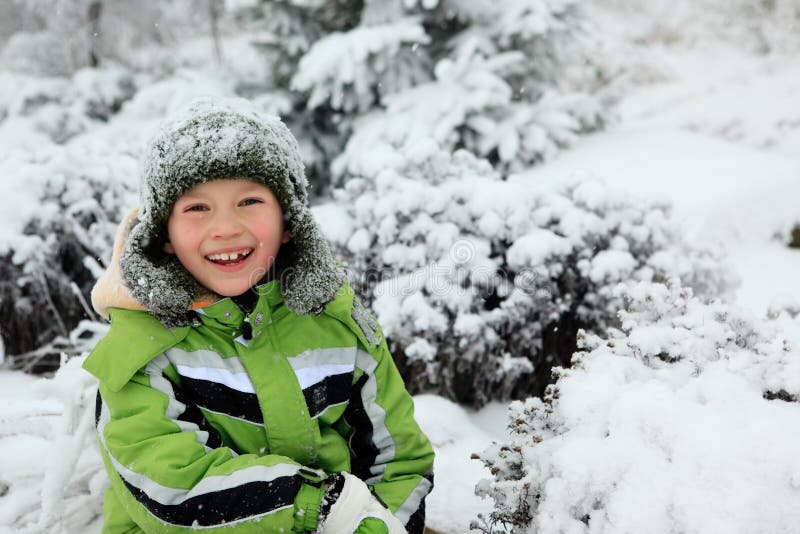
[
  {"xmin": 87, "ymin": 0, "xmax": 103, "ymax": 67},
  {"xmin": 789, "ymin": 224, "xmax": 800, "ymax": 248},
  {"xmin": 209, "ymin": 0, "xmax": 223, "ymax": 65}
]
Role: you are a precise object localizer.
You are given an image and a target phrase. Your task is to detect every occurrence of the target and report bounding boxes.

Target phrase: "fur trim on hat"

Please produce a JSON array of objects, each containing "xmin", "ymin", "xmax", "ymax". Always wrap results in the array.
[
  {"xmin": 117, "ymin": 97, "xmax": 345, "ymax": 327},
  {"xmin": 92, "ymin": 209, "xmax": 148, "ymax": 319}
]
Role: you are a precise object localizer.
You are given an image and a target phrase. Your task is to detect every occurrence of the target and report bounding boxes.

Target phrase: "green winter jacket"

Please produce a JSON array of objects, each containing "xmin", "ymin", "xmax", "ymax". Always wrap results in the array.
[{"xmin": 83, "ymin": 280, "xmax": 434, "ymax": 533}]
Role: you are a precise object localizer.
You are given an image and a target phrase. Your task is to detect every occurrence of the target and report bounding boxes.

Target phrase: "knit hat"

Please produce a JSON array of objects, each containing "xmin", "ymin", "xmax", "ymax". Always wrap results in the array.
[{"xmin": 120, "ymin": 96, "xmax": 345, "ymax": 327}]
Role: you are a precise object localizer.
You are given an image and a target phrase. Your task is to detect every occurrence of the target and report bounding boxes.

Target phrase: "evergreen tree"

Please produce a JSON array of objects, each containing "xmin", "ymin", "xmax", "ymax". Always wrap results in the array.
[{"xmin": 230, "ymin": 0, "xmax": 607, "ymax": 191}]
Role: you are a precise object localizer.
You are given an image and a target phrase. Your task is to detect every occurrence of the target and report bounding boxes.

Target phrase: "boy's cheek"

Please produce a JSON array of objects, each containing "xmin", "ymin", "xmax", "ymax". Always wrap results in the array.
[{"xmin": 163, "ymin": 241, "xmax": 175, "ymax": 254}]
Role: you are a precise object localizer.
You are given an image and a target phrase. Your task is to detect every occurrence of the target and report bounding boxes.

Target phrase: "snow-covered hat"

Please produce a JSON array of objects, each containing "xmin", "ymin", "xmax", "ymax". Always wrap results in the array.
[{"xmin": 120, "ymin": 96, "xmax": 345, "ymax": 327}]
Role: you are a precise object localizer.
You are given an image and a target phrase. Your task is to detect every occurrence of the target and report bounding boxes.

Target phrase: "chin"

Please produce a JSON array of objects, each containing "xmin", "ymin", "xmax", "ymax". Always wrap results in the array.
[{"xmin": 210, "ymin": 282, "xmax": 251, "ymax": 297}]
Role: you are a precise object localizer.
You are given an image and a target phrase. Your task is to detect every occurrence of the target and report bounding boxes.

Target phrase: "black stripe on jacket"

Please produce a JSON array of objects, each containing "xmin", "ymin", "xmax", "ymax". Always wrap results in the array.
[
  {"xmin": 167, "ymin": 376, "xmax": 224, "ymax": 449},
  {"xmin": 302, "ymin": 371, "xmax": 352, "ymax": 418},
  {"xmin": 343, "ymin": 373, "xmax": 380, "ymax": 480},
  {"xmin": 178, "ymin": 375, "xmax": 264, "ymax": 425},
  {"xmin": 97, "ymin": 386, "xmax": 224, "ymax": 451},
  {"xmin": 406, "ymin": 471, "xmax": 434, "ymax": 534},
  {"xmin": 120, "ymin": 474, "xmax": 301, "ymax": 527}
]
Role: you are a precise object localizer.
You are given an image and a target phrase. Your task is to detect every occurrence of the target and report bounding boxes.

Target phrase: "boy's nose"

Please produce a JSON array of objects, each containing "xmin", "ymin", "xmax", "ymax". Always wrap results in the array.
[{"xmin": 210, "ymin": 213, "xmax": 244, "ymax": 239}]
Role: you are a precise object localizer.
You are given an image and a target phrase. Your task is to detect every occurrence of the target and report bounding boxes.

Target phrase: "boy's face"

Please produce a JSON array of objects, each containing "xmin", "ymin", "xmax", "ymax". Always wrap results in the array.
[{"xmin": 163, "ymin": 179, "xmax": 290, "ymax": 297}]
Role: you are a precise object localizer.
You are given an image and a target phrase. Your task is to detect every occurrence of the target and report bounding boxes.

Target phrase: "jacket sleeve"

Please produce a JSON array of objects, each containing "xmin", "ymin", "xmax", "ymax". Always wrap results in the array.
[
  {"xmin": 344, "ymin": 335, "xmax": 435, "ymax": 534},
  {"xmin": 95, "ymin": 353, "xmax": 328, "ymax": 534}
]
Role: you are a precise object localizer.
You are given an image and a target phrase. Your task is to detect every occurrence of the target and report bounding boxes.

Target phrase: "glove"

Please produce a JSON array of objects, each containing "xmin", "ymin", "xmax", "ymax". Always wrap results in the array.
[{"xmin": 318, "ymin": 472, "xmax": 406, "ymax": 534}]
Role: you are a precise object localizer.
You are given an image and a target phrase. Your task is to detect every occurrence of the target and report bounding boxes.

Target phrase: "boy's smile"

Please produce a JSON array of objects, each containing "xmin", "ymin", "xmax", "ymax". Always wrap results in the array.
[
  {"xmin": 205, "ymin": 247, "xmax": 255, "ymax": 272},
  {"xmin": 163, "ymin": 179, "xmax": 290, "ymax": 297},
  {"xmin": 206, "ymin": 248, "xmax": 252, "ymax": 266}
]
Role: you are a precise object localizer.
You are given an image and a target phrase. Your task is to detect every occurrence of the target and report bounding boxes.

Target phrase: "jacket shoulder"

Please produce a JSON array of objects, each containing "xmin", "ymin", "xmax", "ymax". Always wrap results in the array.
[
  {"xmin": 83, "ymin": 308, "xmax": 191, "ymax": 392},
  {"xmin": 322, "ymin": 282, "xmax": 383, "ymax": 350}
]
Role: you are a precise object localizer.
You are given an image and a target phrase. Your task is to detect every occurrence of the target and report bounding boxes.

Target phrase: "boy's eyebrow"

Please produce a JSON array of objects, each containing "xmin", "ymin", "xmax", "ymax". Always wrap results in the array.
[
  {"xmin": 175, "ymin": 192, "xmax": 205, "ymax": 202},
  {"xmin": 238, "ymin": 183, "xmax": 271, "ymax": 194},
  {"xmin": 175, "ymin": 185, "xmax": 272, "ymax": 202}
]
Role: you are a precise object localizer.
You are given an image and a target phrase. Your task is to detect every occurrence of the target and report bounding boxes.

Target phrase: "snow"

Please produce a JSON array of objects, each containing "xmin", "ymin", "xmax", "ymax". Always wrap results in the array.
[
  {"xmin": 0, "ymin": 360, "xmax": 103, "ymax": 533},
  {"xmin": 484, "ymin": 280, "xmax": 800, "ymax": 533},
  {"xmin": 2, "ymin": 2, "xmax": 800, "ymax": 533},
  {"xmin": 412, "ymin": 395, "xmax": 510, "ymax": 533},
  {"xmin": 292, "ymin": 19, "xmax": 430, "ymax": 112},
  {"xmin": 506, "ymin": 229, "xmax": 572, "ymax": 269},
  {"xmin": 525, "ymin": 118, "xmax": 800, "ymax": 318}
]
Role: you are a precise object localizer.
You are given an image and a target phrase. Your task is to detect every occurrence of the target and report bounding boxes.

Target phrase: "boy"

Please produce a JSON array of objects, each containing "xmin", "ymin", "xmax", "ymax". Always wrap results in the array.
[{"xmin": 83, "ymin": 97, "xmax": 435, "ymax": 533}]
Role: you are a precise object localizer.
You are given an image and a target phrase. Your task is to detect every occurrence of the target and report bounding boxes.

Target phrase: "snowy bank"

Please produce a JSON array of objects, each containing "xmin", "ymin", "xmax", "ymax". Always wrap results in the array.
[{"xmin": 475, "ymin": 280, "xmax": 800, "ymax": 533}]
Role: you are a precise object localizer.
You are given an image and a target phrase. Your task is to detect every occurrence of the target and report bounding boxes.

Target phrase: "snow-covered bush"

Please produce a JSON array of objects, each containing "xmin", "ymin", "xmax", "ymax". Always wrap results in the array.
[
  {"xmin": 318, "ymin": 140, "xmax": 734, "ymax": 407},
  {"xmin": 473, "ymin": 279, "xmax": 800, "ymax": 533},
  {"xmin": 0, "ymin": 356, "xmax": 105, "ymax": 531},
  {"xmin": 0, "ymin": 134, "xmax": 137, "ymax": 362},
  {"xmin": 0, "ymin": 67, "xmax": 136, "ymax": 144},
  {"xmin": 291, "ymin": 18, "xmax": 431, "ymax": 114},
  {"xmin": 72, "ymin": 68, "xmax": 137, "ymax": 121},
  {"xmin": 336, "ymin": 54, "xmax": 605, "ymax": 177},
  {"xmin": 377, "ymin": 0, "xmax": 607, "ymax": 171},
  {"xmin": 232, "ymin": 0, "xmax": 611, "ymax": 188},
  {"xmin": 0, "ymin": 31, "xmax": 73, "ymax": 77},
  {"xmin": 229, "ymin": 0, "xmax": 364, "ymax": 94}
]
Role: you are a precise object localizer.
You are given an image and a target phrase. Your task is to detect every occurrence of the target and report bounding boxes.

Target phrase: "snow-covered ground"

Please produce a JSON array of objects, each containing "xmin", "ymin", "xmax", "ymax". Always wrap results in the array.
[
  {"xmin": 526, "ymin": 43, "xmax": 800, "ymax": 317},
  {"xmin": 2, "ymin": 5, "xmax": 800, "ymax": 534}
]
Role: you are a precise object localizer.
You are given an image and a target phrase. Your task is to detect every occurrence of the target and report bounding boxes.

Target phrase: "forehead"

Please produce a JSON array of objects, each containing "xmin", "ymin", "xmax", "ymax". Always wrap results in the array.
[{"xmin": 177, "ymin": 178, "xmax": 275, "ymax": 199}]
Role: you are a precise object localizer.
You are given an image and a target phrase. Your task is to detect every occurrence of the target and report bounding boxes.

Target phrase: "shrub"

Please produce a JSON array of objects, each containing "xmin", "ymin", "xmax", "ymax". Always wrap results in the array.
[
  {"xmin": 0, "ymin": 31, "xmax": 73, "ymax": 77},
  {"xmin": 0, "ymin": 138, "xmax": 136, "ymax": 365},
  {"xmin": 318, "ymin": 140, "xmax": 734, "ymax": 407},
  {"xmin": 473, "ymin": 279, "xmax": 800, "ymax": 533}
]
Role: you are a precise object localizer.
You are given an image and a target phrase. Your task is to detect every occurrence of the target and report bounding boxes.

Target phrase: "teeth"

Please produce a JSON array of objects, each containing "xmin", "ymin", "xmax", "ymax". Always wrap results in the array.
[{"xmin": 207, "ymin": 250, "xmax": 251, "ymax": 262}]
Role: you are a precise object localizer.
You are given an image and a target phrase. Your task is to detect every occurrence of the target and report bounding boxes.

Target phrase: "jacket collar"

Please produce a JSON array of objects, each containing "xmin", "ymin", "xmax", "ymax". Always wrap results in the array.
[{"xmin": 195, "ymin": 281, "xmax": 287, "ymax": 329}]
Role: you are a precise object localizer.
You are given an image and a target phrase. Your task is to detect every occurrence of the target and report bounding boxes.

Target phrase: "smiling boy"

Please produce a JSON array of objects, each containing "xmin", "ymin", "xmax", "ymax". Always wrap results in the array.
[
  {"xmin": 163, "ymin": 179, "xmax": 290, "ymax": 296},
  {"xmin": 83, "ymin": 97, "xmax": 434, "ymax": 533}
]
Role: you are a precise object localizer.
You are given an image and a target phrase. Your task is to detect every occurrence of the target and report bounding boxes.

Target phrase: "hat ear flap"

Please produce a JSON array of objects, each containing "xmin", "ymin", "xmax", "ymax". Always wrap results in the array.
[
  {"xmin": 277, "ymin": 209, "xmax": 345, "ymax": 315},
  {"xmin": 120, "ymin": 218, "xmax": 200, "ymax": 327}
]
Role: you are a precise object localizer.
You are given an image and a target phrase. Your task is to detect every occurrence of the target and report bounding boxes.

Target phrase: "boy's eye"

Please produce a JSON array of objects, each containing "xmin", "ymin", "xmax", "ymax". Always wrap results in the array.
[
  {"xmin": 240, "ymin": 198, "xmax": 263, "ymax": 207},
  {"xmin": 184, "ymin": 204, "xmax": 208, "ymax": 212}
]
